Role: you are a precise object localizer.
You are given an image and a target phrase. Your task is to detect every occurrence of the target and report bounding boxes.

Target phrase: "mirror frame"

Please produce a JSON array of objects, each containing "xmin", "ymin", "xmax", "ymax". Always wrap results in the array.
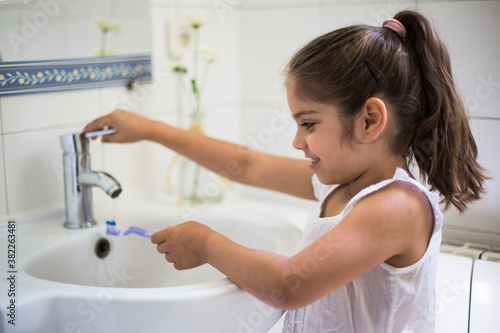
[{"xmin": 0, "ymin": 53, "xmax": 151, "ymax": 96}]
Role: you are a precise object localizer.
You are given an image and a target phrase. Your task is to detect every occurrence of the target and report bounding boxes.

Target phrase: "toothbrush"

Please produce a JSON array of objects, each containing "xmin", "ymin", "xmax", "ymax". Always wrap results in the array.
[{"xmin": 123, "ymin": 226, "xmax": 156, "ymax": 238}]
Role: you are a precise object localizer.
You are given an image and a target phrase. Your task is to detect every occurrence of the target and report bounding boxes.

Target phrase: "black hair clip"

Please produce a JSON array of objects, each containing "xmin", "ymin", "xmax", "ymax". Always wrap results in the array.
[{"xmin": 364, "ymin": 59, "xmax": 389, "ymax": 90}]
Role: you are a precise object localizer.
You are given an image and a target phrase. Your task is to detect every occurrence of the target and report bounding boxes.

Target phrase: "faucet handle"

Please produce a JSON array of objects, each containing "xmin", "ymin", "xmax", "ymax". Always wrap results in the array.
[
  {"xmin": 83, "ymin": 128, "xmax": 117, "ymax": 139},
  {"xmin": 60, "ymin": 128, "xmax": 116, "ymax": 154}
]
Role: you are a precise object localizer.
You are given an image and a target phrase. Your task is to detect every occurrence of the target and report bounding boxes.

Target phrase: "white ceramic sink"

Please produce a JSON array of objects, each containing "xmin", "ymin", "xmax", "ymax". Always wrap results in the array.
[
  {"xmin": 24, "ymin": 215, "xmax": 290, "ymax": 288},
  {"xmin": 0, "ymin": 195, "xmax": 307, "ymax": 333}
]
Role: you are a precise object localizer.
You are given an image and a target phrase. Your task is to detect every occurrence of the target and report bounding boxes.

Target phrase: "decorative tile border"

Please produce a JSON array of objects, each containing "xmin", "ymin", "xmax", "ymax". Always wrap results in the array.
[{"xmin": 0, "ymin": 54, "xmax": 152, "ymax": 96}]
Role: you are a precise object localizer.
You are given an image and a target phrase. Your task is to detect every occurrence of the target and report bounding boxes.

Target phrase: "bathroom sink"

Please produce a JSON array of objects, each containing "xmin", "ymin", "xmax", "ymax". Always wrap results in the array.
[
  {"xmin": 24, "ymin": 215, "xmax": 296, "ymax": 288},
  {"xmin": 0, "ymin": 196, "xmax": 306, "ymax": 333}
]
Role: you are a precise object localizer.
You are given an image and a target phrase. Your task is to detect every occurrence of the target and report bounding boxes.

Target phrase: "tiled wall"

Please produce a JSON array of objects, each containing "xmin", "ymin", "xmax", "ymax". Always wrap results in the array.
[
  {"xmin": 0, "ymin": 0, "xmax": 243, "ymax": 217},
  {"xmin": 0, "ymin": 0, "xmax": 150, "ymax": 61},
  {"xmin": 1, "ymin": 0, "xmax": 499, "ymax": 246}
]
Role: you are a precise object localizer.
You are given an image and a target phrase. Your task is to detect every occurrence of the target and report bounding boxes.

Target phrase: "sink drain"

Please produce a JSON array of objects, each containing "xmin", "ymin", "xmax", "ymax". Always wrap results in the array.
[{"xmin": 95, "ymin": 238, "xmax": 111, "ymax": 259}]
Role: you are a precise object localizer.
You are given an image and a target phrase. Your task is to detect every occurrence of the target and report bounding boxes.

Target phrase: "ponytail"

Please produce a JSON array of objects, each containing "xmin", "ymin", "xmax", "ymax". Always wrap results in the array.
[{"xmin": 395, "ymin": 11, "xmax": 488, "ymax": 212}]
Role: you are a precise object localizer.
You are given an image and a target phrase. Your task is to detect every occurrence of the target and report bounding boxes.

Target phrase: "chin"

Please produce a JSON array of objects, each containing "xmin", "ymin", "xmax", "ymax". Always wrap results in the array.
[{"xmin": 315, "ymin": 173, "xmax": 337, "ymax": 185}]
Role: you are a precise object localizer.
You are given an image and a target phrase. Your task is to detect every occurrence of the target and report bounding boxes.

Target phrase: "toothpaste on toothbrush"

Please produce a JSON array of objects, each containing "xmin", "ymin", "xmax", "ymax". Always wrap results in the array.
[{"xmin": 106, "ymin": 220, "xmax": 121, "ymax": 236}]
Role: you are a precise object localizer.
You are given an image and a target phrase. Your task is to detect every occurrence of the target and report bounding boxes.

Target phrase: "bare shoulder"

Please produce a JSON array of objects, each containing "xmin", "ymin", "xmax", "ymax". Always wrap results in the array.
[
  {"xmin": 346, "ymin": 180, "xmax": 434, "ymax": 267},
  {"xmin": 359, "ymin": 180, "xmax": 433, "ymax": 219}
]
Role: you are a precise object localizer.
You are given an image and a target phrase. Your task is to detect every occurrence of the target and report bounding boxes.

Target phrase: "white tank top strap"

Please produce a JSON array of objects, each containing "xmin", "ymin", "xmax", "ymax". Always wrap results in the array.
[{"xmin": 340, "ymin": 167, "xmax": 443, "ymax": 233}]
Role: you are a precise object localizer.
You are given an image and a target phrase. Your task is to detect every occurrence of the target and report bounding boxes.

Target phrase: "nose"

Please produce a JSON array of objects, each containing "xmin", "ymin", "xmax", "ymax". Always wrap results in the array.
[{"xmin": 292, "ymin": 129, "xmax": 306, "ymax": 151}]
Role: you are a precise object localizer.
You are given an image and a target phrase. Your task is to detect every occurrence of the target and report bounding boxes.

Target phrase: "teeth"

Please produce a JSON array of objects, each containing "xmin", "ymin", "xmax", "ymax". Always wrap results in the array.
[{"xmin": 312, "ymin": 157, "xmax": 320, "ymax": 163}]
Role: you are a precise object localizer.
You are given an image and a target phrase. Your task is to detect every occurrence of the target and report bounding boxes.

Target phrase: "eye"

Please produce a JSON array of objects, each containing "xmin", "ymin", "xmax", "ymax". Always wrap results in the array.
[{"xmin": 301, "ymin": 122, "xmax": 315, "ymax": 130}]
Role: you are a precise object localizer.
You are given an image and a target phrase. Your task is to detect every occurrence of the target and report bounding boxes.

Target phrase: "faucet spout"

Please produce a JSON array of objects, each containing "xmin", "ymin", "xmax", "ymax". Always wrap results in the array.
[{"xmin": 79, "ymin": 171, "xmax": 122, "ymax": 198}]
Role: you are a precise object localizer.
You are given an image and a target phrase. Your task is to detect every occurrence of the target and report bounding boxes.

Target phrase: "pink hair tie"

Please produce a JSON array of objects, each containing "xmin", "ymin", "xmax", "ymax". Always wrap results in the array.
[{"xmin": 383, "ymin": 18, "xmax": 406, "ymax": 39}]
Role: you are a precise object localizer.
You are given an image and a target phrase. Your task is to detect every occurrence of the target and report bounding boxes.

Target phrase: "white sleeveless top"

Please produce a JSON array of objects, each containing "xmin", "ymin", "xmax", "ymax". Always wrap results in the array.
[{"xmin": 283, "ymin": 168, "xmax": 443, "ymax": 333}]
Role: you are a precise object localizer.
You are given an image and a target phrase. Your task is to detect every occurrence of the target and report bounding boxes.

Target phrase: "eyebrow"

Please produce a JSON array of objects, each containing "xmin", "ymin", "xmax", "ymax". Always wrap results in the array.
[{"xmin": 292, "ymin": 110, "xmax": 318, "ymax": 120}]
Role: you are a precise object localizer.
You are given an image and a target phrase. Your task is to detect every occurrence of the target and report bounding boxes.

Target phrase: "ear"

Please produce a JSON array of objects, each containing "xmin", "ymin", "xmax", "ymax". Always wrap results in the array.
[{"xmin": 355, "ymin": 97, "xmax": 388, "ymax": 142}]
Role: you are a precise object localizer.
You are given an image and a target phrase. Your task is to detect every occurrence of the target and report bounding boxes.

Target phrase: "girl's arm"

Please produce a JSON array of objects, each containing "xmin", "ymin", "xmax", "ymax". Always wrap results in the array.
[
  {"xmin": 151, "ymin": 181, "xmax": 434, "ymax": 310},
  {"xmin": 83, "ymin": 109, "xmax": 315, "ymax": 200}
]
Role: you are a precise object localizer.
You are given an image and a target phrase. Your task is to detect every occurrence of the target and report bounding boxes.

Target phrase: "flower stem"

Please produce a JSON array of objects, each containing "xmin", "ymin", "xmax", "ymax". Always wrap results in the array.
[
  {"xmin": 100, "ymin": 30, "xmax": 108, "ymax": 57},
  {"xmin": 192, "ymin": 28, "xmax": 199, "ymax": 86},
  {"xmin": 191, "ymin": 163, "xmax": 202, "ymax": 203},
  {"xmin": 199, "ymin": 62, "xmax": 211, "ymax": 103}
]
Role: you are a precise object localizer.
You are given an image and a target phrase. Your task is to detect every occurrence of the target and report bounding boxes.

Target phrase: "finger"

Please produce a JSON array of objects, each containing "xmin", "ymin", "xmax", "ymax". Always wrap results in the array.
[
  {"xmin": 83, "ymin": 116, "xmax": 112, "ymax": 133},
  {"xmin": 101, "ymin": 134, "xmax": 117, "ymax": 143},
  {"xmin": 156, "ymin": 242, "xmax": 170, "ymax": 254},
  {"xmin": 151, "ymin": 230, "xmax": 164, "ymax": 244},
  {"xmin": 165, "ymin": 253, "xmax": 175, "ymax": 263}
]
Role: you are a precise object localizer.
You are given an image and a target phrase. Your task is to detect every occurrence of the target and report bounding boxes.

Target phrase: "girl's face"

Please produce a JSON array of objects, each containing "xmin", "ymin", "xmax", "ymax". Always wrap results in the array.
[{"xmin": 287, "ymin": 85, "xmax": 366, "ymax": 185}]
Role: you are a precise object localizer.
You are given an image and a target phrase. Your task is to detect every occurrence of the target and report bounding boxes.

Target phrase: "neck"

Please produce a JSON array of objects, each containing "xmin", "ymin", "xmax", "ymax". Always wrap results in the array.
[{"xmin": 347, "ymin": 155, "xmax": 409, "ymax": 198}]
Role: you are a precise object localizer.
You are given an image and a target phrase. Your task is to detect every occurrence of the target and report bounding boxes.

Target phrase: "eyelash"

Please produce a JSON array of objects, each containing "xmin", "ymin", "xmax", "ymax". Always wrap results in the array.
[{"xmin": 301, "ymin": 122, "xmax": 315, "ymax": 130}]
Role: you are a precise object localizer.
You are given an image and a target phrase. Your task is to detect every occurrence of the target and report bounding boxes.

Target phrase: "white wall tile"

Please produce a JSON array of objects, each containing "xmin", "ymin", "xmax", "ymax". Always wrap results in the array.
[
  {"xmin": 22, "ymin": 21, "xmax": 64, "ymax": 61},
  {"xmin": 15, "ymin": 1, "xmax": 67, "ymax": 61},
  {"xmin": 0, "ymin": 136, "xmax": 7, "ymax": 216},
  {"xmin": 242, "ymin": 7, "xmax": 322, "ymax": 106},
  {"xmin": 0, "ymin": 4, "xmax": 19, "ymax": 23},
  {"xmin": 63, "ymin": 18, "xmax": 104, "ymax": 59},
  {"xmin": 64, "ymin": 12, "xmax": 151, "ymax": 59},
  {"xmin": 203, "ymin": 106, "xmax": 242, "ymax": 142},
  {"xmin": 64, "ymin": 0, "xmax": 112, "ymax": 17},
  {"xmin": 195, "ymin": 7, "xmax": 243, "ymax": 107},
  {"xmin": 442, "ymin": 118, "xmax": 500, "ymax": 246},
  {"xmin": 111, "ymin": 0, "xmax": 150, "ymax": 13},
  {"xmin": 0, "ymin": 21, "xmax": 23, "ymax": 62},
  {"xmin": 240, "ymin": 106, "xmax": 302, "ymax": 159},
  {"xmin": 1, "ymin": 89, "xmax": 100, "ymax": 134},
  {"xmin": 416, "ymin": 1, "xmax": 500, "ymax": 119},
  {"xmin": 322, "ymin": 2, "xmax": 415, "ymax": 29},
  {"xmin": 3, "ymin": 126, "xmax": 87, "ymax": 214},
  {"xmin": 114, "ymin": 16, "xmax": 151, "ymax": 56},
  {"xmin": 150, "ymin": 0, "xmax": 178, "ymax": 7},
  {"xmin": 242, "ymin": 0, "xmax": 321, "ymax": 9},
  {"xmin": 102, "ymin": 130, "xmax": 176, "ymax": 193},
  {"xmin": 99, "ymin": 78, "xmax": 179, "ymax": 121},
  {"xmin": 152, "ymin": 0, "xmax": 218, "ymax": 9},
  {"xmin": 150, "ymin": 6, "xmax": 171, "ymax": 62}
]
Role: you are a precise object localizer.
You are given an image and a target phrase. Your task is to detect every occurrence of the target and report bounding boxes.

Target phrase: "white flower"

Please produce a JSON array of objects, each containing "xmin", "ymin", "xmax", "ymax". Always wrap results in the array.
[
  {"xmin": 200, "ymin": 47, "xmax": 222, "ymax": 63},
  {"xmin": 92, "ymin": 17, "xmax": 121, "ymax": 33},
  {"xmin": 186, "ymin": 13, "xmax": 212, "ymax": 29}
]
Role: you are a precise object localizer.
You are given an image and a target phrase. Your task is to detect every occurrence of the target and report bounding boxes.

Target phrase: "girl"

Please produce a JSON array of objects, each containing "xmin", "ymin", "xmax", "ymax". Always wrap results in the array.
[{"xmin": 84, "ymin": 10, "xmax": 487, "ymax": 332}]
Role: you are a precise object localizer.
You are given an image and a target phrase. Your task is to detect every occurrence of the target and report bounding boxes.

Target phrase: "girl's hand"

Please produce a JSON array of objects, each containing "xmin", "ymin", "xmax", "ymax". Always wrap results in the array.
[
  {"xmin": 151, "ymin": 221, "xmax": 216, "ymax": 270},
  {"xmin": 83, "ymin": 109, "xmax": 154, "ymax": 143}
]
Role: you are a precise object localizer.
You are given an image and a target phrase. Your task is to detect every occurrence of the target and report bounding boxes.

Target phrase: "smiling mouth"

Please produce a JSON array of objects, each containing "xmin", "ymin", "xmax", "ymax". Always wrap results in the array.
[{"xmin": 309, "ymin": 157, "xmax": 320, "ymax": 169}]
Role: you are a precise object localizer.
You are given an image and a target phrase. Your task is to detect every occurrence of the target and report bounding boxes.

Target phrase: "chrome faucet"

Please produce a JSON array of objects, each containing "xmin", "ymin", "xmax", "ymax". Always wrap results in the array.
[{"xmin": 60, "ymin": 129, "xmax": 122, "ymax": 229}]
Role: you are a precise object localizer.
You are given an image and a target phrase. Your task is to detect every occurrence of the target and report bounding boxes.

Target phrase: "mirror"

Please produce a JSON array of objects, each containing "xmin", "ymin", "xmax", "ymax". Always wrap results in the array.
[{"xmin": 0, "ymin": 0, "xmax": 151, "ymax": 62}]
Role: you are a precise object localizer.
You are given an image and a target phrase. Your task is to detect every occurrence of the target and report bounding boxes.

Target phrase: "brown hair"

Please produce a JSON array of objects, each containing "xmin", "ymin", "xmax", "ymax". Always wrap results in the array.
[{"xmin": 285, "ymin": 10, "xmax": 488, "ymax": 213}]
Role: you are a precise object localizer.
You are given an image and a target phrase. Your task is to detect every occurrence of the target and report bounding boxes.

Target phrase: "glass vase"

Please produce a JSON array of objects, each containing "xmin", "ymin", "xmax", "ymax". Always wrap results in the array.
[
  {"xmin": 176, "ymin": 156, "xmax": 225, "ymax": 205},
  {"xmin": 167, "ymin": 119, "xmax": 226, "ymax": 205}
]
